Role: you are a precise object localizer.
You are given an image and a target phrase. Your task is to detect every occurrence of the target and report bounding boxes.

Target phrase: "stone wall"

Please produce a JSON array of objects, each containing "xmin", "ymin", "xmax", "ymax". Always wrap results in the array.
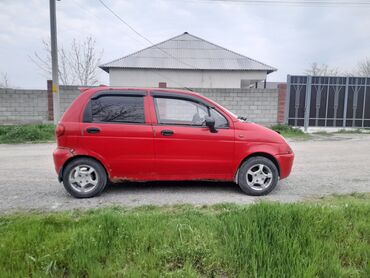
[{"xmin": 0, "ymin": 85, "xmax": 283, "ymax": 126}]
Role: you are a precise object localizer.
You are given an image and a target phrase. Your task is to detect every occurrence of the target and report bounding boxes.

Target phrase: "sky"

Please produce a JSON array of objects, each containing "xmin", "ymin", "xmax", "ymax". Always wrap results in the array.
[{"xmin": 0, "ymin": 0, "xmax": 369, "ymax": 89}]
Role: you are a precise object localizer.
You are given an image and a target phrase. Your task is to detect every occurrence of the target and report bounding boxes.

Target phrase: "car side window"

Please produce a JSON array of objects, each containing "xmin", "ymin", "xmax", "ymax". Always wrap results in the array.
[
  {"xmin": 154, "ymin": 97, "xmax": 208, "ymax": 126},
  {"xmin": 91, "ymin": 96, "xmax": 145, "ymax": 123},
  {"xmin": 210, "ymin": 108, "xmax": 229, "ymax": 128}
]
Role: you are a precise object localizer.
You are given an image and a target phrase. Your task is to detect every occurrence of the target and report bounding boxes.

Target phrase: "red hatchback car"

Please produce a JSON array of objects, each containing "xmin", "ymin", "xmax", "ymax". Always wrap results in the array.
[{"xmin": 53, "ymin": 87, "xmax": 294, "ymax": 198}]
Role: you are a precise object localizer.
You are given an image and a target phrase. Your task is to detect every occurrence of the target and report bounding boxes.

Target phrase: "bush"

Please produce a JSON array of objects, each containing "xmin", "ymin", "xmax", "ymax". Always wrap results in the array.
[
  {"xmin": 0, "ymin": 124, "xmax": 55, "ymax": 143},
  {"xmin": 270, "ymin": 124, "xmax": 307, "ymax": 138}
]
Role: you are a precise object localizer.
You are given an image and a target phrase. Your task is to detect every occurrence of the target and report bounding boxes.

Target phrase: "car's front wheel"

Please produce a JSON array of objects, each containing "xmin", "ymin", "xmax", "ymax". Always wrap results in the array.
[
  {"xmin": 238, "ymin": 156, "xmax": 279, "ymax": 196},
  {"xmin": 62, "ymin": 157, "xmax": 107, "ymax": 198}
]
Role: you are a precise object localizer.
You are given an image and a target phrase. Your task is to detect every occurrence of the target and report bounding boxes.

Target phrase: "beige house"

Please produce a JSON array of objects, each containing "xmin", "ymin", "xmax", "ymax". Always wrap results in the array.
[{"xmin": 100, "ymin": 32, "xmax": 276, "ymax": 88}]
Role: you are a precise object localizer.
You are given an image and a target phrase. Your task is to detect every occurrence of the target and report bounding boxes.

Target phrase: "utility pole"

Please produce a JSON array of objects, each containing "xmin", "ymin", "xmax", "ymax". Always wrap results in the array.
[{"xmin": 49, "ymin": 0, "xmax": 60, "ymax": 124}]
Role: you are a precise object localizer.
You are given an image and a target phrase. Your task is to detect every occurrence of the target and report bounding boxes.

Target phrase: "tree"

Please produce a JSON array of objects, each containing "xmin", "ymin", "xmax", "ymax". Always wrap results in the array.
[
  {"xmin": 304, "ymin": 62, "xmax": 340, "ymax": 76},
  {"xmin": 355, "ymin": 57, "xmax": 370, "ymax": 77},
  {"xmin": 31, "ymin": 36, "xmax": 103, "ymax": 86},
  {"xmin": 0, "ymin": 72, "xmax": 10, "ymax": 88}
]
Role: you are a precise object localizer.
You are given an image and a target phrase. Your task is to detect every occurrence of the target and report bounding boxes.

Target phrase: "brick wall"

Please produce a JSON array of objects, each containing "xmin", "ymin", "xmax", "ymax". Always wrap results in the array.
[
  {"xmin": 0, "ymin": 85, "xmax": 285, "ymax": 126},
  {"xmin": 277, "ymin": 83, "xmax": 287, "ymax": 124}
]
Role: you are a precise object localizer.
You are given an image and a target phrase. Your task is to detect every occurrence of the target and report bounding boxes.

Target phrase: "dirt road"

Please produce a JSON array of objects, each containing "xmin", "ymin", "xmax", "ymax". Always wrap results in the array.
[{"xmin": 0, "ymin": 134, "xmax": 369, "ymax": 212}]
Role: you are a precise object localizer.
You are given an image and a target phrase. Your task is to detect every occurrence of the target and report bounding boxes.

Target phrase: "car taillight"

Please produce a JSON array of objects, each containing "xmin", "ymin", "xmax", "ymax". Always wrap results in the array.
[{"xmin": 55, "ymin": 124, "xmax": 65, "ymax": 137}]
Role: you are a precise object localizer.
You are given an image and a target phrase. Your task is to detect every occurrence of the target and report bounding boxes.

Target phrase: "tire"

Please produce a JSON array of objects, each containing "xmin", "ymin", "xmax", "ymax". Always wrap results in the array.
[
  {"xmin": 62, "ymin": 157, "xmax": 108, "ymax": 198},
  {"xmin": 237, "ymin": 156, "xmax": 279, "ymax": 196}
]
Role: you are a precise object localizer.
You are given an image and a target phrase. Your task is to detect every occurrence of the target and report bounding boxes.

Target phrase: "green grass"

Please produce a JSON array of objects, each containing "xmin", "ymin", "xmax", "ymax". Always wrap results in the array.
[
  {"xmin": 1, "ymin": 196, "xmax": 369, "ymax": 277},
  {"xmin": 312, "ymin": 192, "xmax": 370, "ymax": 205},
  {"xmin": 270, "ymin": 124, "xmax": 310, "ymax": 139},
  {"xmin": 312, "ymin": 130, "xmax": 333, "ymax": 136},
  {"xmin": 0, "ymin": 124, "xmax": 55, "ymax": 143},
  {"xmin": 312, "ymin": 129, "xmax": 370, "ymax": 136},
  {"xmin": 336, "ymin": 128, "xmax": 370, "ymax": 134}
]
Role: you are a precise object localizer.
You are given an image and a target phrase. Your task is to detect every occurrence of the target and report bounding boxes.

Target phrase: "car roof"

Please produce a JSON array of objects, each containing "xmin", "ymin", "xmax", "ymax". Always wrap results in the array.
[
  {"xmin": 84, "ymin": 86, "xmax": 201, "ymax": 97},
  {"xmin": 89, "ymin": 87, "xmax": 217, "ymax": 109}
]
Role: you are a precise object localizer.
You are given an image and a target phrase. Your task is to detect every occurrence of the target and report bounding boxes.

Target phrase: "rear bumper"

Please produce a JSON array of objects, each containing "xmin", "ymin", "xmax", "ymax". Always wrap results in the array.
[
  {"xmin": 276, "ymin": 153, "xmax": 294, "ymax": 179},
  {"xmin": 53, "ymin": 147, "xmax": 74, "ymax": 182}
]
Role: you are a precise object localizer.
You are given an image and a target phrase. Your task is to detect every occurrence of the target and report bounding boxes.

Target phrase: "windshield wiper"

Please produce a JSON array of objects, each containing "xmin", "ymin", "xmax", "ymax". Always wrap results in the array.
[{"xmin": 237, "ymin": 116, "xmax": 248, "ymax": 121}]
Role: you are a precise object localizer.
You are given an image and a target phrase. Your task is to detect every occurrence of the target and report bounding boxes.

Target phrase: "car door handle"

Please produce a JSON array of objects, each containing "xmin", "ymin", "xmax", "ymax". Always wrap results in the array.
[
  {"xmin": 86, "ymin": 127, "xmax": 100, "ymax": 134},
  {"xmin": 161, "ymin": 129, "xmax": 174, "ymax": 136}
]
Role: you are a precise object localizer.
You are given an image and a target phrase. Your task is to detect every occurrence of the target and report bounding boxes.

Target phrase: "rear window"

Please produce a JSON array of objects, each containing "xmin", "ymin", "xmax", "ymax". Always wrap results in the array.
[{"xmin": 90, "ymin": 96, "xmax": 145, "ymax": 123}]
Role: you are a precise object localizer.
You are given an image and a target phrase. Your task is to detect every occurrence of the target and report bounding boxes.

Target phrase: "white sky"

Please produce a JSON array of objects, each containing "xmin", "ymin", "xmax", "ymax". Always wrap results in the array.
[{"xmin": 0, "ymin": 0, "xmax": 369, "ymax": 89}]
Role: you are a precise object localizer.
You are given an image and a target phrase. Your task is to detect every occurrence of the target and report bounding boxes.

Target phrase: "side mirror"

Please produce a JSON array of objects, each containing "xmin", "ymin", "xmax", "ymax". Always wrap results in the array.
[{"xmin": 205, "ymin": 116, "xmax": 217, "ymax": 133}]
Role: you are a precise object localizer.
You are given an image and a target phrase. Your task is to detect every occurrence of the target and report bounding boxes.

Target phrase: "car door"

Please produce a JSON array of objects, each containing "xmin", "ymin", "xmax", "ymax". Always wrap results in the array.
[
  {"xmin": 150, "ymin": 93, "xmax": 235, "ymax": 181},
  {"xmin": 79, "ymin": 90, "xmax": 155, "ymax": 181}
]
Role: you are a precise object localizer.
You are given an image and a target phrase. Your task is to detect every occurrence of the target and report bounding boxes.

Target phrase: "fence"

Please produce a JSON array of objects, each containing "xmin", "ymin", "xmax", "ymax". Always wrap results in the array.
[
  {"xmin": 194, "ymin": 88, "xmax": 278, "ymax": 125},
  {"xmin": 285, "ymin": 75, "xmax": 370, "ymax": 129},
  {"xmin": 0, "ymin": 83, "xmax": 282, "ymax": 125},
  {"xmin": 0, "ymin": 84, "xmax": 81, "ymax": 124}
]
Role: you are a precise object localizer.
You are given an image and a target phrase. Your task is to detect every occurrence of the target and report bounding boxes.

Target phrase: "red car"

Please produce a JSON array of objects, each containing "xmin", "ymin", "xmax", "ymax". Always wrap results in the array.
[{"xmin": 53, "ymin": 87, "xmax": 294, "ymax": 198}]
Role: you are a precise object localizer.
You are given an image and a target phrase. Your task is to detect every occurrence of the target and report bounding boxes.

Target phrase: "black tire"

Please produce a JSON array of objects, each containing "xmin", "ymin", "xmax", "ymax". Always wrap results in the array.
[
  {"xmin": 237, "ymin": 156, "xmax": 279, "ymax": 196},
  {"xmin": 62, "ymin": 157, "xmax": 107, "ymax": 198}
]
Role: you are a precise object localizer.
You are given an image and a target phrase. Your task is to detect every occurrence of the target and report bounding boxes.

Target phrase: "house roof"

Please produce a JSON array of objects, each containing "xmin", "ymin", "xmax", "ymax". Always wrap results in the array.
[{"xmin": 100, "ymin": 32, "xmax": 277, "ymax": 73}]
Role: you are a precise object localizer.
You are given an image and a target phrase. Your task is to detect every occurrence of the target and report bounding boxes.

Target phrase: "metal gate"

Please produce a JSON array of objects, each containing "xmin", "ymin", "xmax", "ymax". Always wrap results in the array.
[{"xmin": 285, "ymin": 75, "xmax": 370, "ymax": 129}]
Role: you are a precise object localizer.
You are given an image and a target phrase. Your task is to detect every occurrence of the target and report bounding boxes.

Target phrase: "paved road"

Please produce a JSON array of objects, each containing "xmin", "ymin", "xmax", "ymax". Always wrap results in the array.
[{"xmin": 0, "ymin": 134, "xmax": 370, "ymax": 213}]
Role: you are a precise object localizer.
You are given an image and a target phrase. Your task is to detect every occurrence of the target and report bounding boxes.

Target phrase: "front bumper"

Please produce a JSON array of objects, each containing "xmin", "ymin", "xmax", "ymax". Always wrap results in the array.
[
  {"xmin": 276, "ymin": 153, "xmax": 294, "ymax": 179},
  {"xmin": 53, "ymin": 147, "xmax": 74, "ymax": 182}
]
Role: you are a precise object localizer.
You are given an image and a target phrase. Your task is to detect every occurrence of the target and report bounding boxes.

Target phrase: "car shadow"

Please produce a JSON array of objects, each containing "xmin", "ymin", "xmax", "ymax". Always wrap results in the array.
[{"xmin": 104, "ymin": 180, "xmax": 243, "ymax": 194}]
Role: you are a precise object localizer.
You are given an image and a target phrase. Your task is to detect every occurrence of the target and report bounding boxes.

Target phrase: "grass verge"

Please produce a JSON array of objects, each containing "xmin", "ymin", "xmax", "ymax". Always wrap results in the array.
[
  {"xmin": 270, "ymin": 124, "xmax": 310, "ymax": 139},
  {"xmin": 0, "ymin": 124, "xmax": 55, "ymax": 144},
  {"xmin": 312, "ymin": 129, "xmax": 370, "ymax": 136},
  {"xmin": 336, "ymin": 128, "xmax": 370, "ymax": 134},
  {"xmin": 0, "ymin": 195, "xmax": 369, "ymax": 277}
]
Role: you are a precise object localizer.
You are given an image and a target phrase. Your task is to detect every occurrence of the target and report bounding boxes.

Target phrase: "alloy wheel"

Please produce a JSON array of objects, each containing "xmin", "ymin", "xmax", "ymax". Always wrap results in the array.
[
  {"xmin": 68, "ymin": 164, "xmax": 99, "ymax": 193},
  {"xmin": 246, "ymin": 163, "xmax": 273, "ymax": 191}
]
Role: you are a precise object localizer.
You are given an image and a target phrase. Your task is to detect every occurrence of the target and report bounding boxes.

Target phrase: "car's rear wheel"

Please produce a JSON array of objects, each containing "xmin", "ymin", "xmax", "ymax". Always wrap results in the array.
[
  {"xmin": 62, "ymin": 158, "xmax": 107, "ymax": 198},
  {"xmin": 238, "ymin": 156, "xmax": 279, "ymax": 196}
]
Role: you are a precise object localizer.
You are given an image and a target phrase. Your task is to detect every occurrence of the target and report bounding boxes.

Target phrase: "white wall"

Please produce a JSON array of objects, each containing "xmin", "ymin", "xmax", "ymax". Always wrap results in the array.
[{"xmin": 109, "ymin": 68, "xmax": 267, "ymax": 88}]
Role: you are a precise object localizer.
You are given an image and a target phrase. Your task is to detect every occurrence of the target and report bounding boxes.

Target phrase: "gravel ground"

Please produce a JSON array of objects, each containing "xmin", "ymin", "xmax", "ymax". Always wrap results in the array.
[{"xmin": 0, "ymin": 134, "xmax": 369, "ymax": 213}]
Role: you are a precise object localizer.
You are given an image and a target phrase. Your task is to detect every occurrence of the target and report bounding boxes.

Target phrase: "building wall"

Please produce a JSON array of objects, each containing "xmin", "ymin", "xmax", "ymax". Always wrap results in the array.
[
  {"xmin": 0, "ymin": 86, "xmax": 282, "ymax": 126},
  {"xmin": 109, "ymin": 68, "xmax": 267, "ymax": 88}
]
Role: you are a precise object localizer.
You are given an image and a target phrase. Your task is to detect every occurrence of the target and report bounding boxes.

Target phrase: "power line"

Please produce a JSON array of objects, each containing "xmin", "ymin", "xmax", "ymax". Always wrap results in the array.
[
  {"xmin": 196, "ymin": 0, "xmax": 370, "ymax": 4},
  {"xmin": 96, "ymin": 0, "xmax": 208, "ymax": 89},
  {"xmin": 97, "ymin": 0, "xmax": 200, "ymax": 70},
  {"xmin": 68, "ymin": 0, "xmax": 192, "ymax": 89},
  {"xmin": 177, "ymin": 0, "xmax": 370, "ymax": 7},
  {"xmin": 96, "ymin": 1, "xmax": 199, "ymax": 88},
  {"xmin": 70, "ymin": 0, "xmax": 147, "ymax": 47},
  {"xmin": 97, "ymin": 0, "xmax": 154, "ymax": 46}
]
